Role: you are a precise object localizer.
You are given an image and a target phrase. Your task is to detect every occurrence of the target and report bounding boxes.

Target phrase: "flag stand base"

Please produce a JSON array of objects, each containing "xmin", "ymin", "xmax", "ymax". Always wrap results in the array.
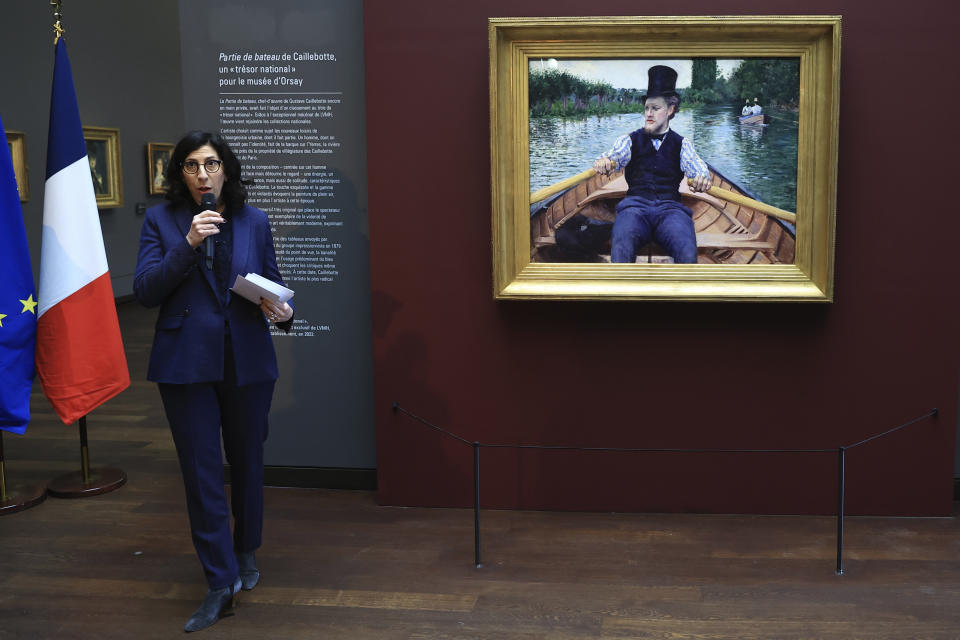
[
  {"xmin": 0, "ymin": 432, "xmax": 48, "ymax": 514},
  {"xmin": 47, "ymin": 417, "xmax": 127, "ymax": 498},
  {"xmin": 0, "ymin": 485, "xmax": 47, "ymax": 515},
  {"xmin": 47, "ymin": 467, "xmax": 126, "ymax": 498}
]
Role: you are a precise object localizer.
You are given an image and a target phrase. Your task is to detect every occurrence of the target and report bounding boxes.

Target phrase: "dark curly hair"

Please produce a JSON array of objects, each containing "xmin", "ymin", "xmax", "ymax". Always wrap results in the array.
[{"xmin": 164, "ymin": 130, "xmax": 248, "ymax": 211}]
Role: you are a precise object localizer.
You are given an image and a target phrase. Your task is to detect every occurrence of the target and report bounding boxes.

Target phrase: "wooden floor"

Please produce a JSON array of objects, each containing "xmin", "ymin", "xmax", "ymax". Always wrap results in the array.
[{"xmin": 2, "ymin": 302, "xmax": 960, "ymax": 639}]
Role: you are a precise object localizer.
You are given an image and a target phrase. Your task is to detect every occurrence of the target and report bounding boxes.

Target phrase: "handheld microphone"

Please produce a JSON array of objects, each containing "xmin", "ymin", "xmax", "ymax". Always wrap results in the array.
[{"xmin": 201, "ymin": 193, "xmax": 217, "ymax": 270}]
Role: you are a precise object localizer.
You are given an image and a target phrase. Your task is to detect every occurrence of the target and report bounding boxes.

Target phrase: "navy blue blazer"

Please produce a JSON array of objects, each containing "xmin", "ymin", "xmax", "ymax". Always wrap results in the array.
[{"xmin": 134, "ymin": 202, "xmax": 292, "ymax": 386}]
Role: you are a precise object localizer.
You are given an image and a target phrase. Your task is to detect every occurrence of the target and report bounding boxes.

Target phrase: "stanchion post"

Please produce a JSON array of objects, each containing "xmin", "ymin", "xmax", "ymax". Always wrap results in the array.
[
  {"xmin": 836, "ymin": 446, "xmax": 846, "ymax": 575},
  {"xmin": 474, "ymin": 441, "xmax": 482, "ymax": 568}
]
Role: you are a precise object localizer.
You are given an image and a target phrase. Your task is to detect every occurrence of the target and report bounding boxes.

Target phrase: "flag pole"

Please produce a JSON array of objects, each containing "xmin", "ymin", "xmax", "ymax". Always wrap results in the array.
[
  {"xmin": 80, "ymin": 414, "xmax": 90, "ymax": 483},
  {"xmin": 51, "ymin": 0, "xmax": 64, "ymax": 45},
  {"xmin": 47, "ymin": 416, "xmax": 127, "ymax": 498},
  {"xmin": 0, "ymin": 431, "xmax": 48, "ymax": 515}
]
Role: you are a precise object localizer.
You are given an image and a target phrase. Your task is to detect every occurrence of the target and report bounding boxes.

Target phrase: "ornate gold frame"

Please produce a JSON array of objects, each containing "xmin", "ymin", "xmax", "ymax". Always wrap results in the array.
[
  {"xmin": 6, "ymin": 130, "xmax": 29, "ymax": 202},
  {"xmin": 489, "ymin": 16, "xmax": 841, "ymax": 301},
  {"xmin": 82, "ymin": 125, "xmax": 123, "ymax": 208},
  {"xmin": 146, "ymin": 142, "xmax": 173, "ymax": 195}
]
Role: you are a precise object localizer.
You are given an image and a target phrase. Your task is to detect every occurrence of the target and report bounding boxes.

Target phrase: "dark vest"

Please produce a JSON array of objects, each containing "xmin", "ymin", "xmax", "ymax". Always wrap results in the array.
[{"xmin": 624, "ymin": 129, "xmax": 684, "ymax": 201}]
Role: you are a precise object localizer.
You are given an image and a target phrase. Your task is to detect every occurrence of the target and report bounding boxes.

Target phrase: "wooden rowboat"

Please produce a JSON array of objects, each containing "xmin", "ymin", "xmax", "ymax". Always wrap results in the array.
[
  {"xmin": 739, "ymin": 113, "xmax": 771, "ymax": 125},
  {"xmin": 529, "ymin": 165, "xmax": 795, "ymax": 264}
]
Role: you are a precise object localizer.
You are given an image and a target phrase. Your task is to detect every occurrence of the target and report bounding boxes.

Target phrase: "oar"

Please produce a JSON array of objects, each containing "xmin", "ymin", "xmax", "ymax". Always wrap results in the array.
[
  {"xmin": 530, "ymin": 169, "xmax": 797, "ymax": 226},
  {"xmin": 688, "ymin": 178, "xmax": 796, "ymax": 224},
  {"xmin": 530, "ymin": 168, "xmax": 596, "ymax": 204}
]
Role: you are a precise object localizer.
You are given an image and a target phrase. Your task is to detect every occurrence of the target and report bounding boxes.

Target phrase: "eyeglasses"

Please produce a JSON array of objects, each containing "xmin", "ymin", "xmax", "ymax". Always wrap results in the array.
[{"xmin": 181, "ymin": 159, "xmax": 222, "ymax": 174}]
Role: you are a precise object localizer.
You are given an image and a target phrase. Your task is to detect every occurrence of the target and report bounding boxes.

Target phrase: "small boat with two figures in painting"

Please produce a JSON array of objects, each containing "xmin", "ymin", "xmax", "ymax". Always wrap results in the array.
[{"xmin": 738, "ymin": 112, "xmax": 772, "ymax": 125}]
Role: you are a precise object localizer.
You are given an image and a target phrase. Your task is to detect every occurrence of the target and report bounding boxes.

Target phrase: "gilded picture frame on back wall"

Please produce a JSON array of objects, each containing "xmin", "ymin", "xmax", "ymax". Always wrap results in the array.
[
  {"xmin": 147, "ymin": 142, "xmax": 174, "ymax": 195},
  {"xmin": 6, "ymin": 130, "xmax": 29, "ymax": 202},
  {"xmin": 489, "ymin": 16, "xmax": 841, "ymax": 301},
  {"xmin": 82, "ymin": 125, "xmax": 123, "ymax": 208}
]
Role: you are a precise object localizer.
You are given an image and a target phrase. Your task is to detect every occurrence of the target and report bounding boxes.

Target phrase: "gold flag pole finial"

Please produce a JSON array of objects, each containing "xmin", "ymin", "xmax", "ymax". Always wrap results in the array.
[{"xmin": 51, "ymin": 0, "xmax": 64, "ymax": 45}]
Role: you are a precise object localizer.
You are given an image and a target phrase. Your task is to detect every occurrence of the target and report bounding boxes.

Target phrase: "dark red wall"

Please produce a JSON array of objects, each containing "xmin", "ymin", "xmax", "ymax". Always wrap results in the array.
[{"xmin": 364, "ymin": 1, "xmax": 960, "ymax": 516}]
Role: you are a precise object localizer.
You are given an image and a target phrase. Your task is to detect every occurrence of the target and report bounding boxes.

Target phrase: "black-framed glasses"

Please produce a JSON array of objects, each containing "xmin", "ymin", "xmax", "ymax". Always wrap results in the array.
[{"xmin": 181, "ymin": 159, "xmax": 222, "ymax": 174}]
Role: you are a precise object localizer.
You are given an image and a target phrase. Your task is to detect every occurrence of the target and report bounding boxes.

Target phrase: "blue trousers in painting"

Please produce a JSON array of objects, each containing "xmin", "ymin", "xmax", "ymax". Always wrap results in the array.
[
  {"xmin": 158, "ymin": 339, "xmax": 274, "ymax": 590},
  {"xmin": 611, "ymin": 196, "xmax": 698, "ymax": 264}
]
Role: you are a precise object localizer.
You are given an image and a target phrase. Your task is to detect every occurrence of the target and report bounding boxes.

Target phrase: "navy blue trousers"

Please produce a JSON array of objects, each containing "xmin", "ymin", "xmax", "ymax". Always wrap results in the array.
[
  {"xmin": 159, "ymin": 341, "xmax": 274, "ymax": 590},
  {"xmin": 611, "ymin": 196, "xmax": 698, "ymax": 264}
]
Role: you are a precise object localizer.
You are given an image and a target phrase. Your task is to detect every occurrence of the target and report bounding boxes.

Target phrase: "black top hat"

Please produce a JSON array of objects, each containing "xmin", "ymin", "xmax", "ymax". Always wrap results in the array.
[{"xmin": 642, "ymin": 65, "xmax": 679, "ymax": 102}]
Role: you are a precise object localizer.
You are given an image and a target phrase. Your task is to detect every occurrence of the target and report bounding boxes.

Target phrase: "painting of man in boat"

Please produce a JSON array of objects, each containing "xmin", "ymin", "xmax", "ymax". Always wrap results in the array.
[{"xmin": 529, "ymin": 57, "xmax": 800, "ymax": 265}]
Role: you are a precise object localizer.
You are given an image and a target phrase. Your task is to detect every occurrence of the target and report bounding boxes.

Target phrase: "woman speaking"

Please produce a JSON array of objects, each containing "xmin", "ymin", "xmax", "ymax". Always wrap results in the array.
[{"xmin": 134, "ymin": 131, "xmax": 293, "ymax": 632}]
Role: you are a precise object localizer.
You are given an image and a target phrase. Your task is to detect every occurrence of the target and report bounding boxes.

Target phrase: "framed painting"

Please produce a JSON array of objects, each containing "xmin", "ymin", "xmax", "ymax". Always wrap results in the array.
[
  {"xmin": 82, "ymin": 125, "xmax": 123, "ymax": 208},
  {"xmin": 6, "ymin": 130, "xmax": 29, "ymax": 202},
  {"xmin": 489, "ymin": 16, "xmax": 841, "ymax": 301},
  {"xmin": 147, "ymin": 142, "xmax": 173, "ymax": 195}
]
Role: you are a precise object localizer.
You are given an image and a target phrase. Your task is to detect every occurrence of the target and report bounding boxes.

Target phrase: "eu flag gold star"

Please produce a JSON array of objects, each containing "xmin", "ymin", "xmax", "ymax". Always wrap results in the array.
[
  {"xmin": 0, "ymin": 313, "xmax": 6, "ymax": 327},
  {"xmin": 20, "ymin": 294, "xmax": 38, "ymax": 314}
]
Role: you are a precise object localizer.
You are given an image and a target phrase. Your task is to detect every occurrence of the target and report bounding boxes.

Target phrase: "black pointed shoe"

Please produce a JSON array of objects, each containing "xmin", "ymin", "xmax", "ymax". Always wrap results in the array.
[
  {"xmin": 184, "ymin": 578, "xmax": 241, "ymax": 633},
  {"xmin": 237, "ymin": 550, "xmax": 260, "ymax": 591}
]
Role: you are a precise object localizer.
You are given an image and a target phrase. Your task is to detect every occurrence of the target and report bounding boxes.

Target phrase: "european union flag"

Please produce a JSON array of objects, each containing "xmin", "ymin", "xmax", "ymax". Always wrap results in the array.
[{"xmin": 0, "ymin": 114, "xmax": 37, "ymax": 434}]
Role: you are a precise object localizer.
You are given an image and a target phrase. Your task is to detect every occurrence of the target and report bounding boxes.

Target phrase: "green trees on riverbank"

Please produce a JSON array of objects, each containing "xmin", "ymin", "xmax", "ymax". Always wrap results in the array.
[
  {"xmin": 684, "ymin": 59, "xmax": 729, "ymax": 104},
  {"xmin": 529, "ymin": 69, "xmax": 644, "ymax": 117},
  {"xmin": 686, "ymin": 58, "xmax": 800, "ymax": 108},
  {"xmin": 727, "ymin": 59, "xmax": 800, "ymax": 108},
  {"xmin": 529, "ymin": 58, "xmax": 800, "ymax": 118}
]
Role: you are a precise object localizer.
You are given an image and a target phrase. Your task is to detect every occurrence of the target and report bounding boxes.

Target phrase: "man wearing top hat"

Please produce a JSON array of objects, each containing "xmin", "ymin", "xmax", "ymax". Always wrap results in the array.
[{"xmin": 593, "ymin": 64, "xmax": 712, "ymax": 263}]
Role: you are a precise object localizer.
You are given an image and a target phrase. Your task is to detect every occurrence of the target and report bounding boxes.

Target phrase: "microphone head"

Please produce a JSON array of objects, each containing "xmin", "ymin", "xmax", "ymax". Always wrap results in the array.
[{"xmin": 200, "ymin": 192, "xmax": 217, "ymax": 209}]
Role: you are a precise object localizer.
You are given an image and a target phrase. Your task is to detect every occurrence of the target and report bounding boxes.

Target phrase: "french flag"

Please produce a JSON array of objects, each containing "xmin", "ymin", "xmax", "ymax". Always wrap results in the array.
[{"xmin": 36, "ymin": 38, "xmax": 129, "ymax": 425}]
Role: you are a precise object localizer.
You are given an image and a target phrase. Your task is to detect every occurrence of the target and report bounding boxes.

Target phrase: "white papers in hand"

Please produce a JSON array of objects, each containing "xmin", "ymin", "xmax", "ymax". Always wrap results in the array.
[{"xmin": 231, "ymin": 273, "xmax": 295, "ymax": 305}]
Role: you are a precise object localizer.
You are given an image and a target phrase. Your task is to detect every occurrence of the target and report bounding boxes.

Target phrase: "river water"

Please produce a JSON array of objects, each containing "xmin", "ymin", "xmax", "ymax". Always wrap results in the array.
[{"xmin": 529, "ymin": 103, "xmax": 798, "ymax": 212}]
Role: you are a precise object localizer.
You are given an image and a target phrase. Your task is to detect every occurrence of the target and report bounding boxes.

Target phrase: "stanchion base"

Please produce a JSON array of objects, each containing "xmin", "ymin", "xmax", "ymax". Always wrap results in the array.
[
  {"xmin": 47, "ymin": 467, "xmax": 126, "ymax": 498},
  {"xmin": 0, "ymin": 485, "xmax": 47, "ymax": 515}
]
